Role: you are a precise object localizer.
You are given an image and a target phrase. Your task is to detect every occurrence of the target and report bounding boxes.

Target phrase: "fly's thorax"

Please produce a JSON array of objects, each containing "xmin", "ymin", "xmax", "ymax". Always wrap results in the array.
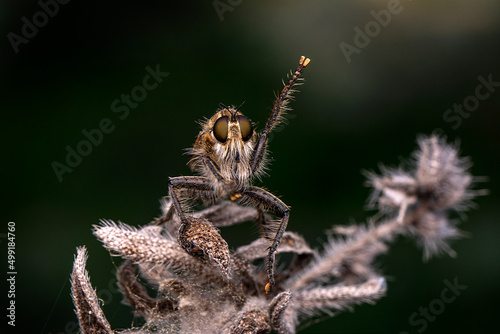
[{"xmin": 213, "ymin": 138, "xmax": 254, "ymax": 186}]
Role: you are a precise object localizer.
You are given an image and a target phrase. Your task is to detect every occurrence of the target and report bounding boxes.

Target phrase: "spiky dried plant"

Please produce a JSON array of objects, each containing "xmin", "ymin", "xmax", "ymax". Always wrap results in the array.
[{"xmin": 71, "ymin": 135, "xmax": 482, "ymax": 333}]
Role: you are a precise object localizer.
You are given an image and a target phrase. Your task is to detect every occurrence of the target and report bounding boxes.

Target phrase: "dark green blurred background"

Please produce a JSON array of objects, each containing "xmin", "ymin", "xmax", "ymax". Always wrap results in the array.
[{"xmin": 2, "ymin": 1, "xmax": 499, "ymax": 333}]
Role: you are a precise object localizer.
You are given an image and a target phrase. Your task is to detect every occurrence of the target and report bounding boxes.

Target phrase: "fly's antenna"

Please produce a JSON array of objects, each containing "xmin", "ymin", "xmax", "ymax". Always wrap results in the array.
[
  {"xmin": 218, "ymin": 102, "xmax": 229, "ymax": 110},
  {"xmin": 236, "ymin": 101, "xmax": 246, "ymax": 112}
]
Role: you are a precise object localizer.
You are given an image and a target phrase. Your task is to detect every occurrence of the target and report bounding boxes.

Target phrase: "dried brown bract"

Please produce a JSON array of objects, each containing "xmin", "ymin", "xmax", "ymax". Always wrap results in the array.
[
  {"xmin": 178, "ymin": 216, "xmax": 231, "ymax": 279},
  {"xmin": 71, "ymin": 247, "xmax": 112, "ymax": 334}
]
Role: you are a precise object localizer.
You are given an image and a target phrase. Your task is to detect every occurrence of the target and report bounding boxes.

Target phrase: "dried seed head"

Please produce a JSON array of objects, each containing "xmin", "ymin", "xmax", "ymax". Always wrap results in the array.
[
  {"xmin": 94, "ymin": 221, "xmax": 187, "ymax": 264},
  {"xmin": 93, "ymin": 221, "xmax": 228, "ymax": 285},
  {"xmin": 71, "ymin": 247, "xmax": 113, "ymax": 334},
  {"xmin": 293, "ymin": 277, "xmax": 387, "ymax": 318},
  {"xmin": 236, "ymin": 232, "xmax": 314, "ymax": 261},
  {"xmin": 269, "ymin": 291, "xmax": 294, "ymax": 333},
  {"xmin": 179, "ymin": 216, "xmax": 231, "ymax": 279},
  {"xmin": 369, "ymin": 135, "xmax": 476, "ymax": 214},
  {"xmin": 414, "ymin": 135, "xmax": 473, "ymax": 210},
  {"xmin": 229, "ymin": 310, "xmax": 271, "ymax": 334},
  {"xmin": 369, "ymin": 170, "xmax": 418, "ymax": 210},
  {"xmin": 409, "ymin": 211, "xmax": 462, "ymax": 259}
]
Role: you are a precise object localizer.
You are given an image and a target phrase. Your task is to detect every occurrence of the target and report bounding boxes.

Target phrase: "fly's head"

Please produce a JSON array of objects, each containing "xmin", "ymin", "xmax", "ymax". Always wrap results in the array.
[{"xmin": 189, "ymin": 106, "xmax": 257, "ymax": 187}]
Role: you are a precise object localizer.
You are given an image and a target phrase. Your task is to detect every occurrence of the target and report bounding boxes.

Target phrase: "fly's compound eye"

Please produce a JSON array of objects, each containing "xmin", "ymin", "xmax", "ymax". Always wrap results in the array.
[
  {"xmin": 213, "ymin": 116, "xmax": 229, "ymax": 143},
  {"xmin": 237, "ymin": 115, "xmax": 253, "ymax": 141}
]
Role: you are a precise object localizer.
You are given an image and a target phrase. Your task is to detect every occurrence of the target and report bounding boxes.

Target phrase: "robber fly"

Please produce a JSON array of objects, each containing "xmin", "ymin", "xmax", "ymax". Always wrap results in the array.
[{"xmin": 161, "ymin": 56, "xmax": 310, "ymax": 293}]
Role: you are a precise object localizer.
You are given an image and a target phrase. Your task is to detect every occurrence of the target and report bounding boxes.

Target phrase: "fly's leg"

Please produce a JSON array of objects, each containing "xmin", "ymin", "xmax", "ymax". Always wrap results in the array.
[
  {"xmin": 164, "ymin": 176, "xmax": 217, "ymax": 254},
  {"xmin": 250, "ymin": 56, "xmax": 310, "ymax": 174},
  {"xmin": 154, "ymin": 176, "xmax": 213, "ymax": 225},
  {"xmin": 239, "ymin": 186, "xmax": 290, "ymax": 293}
]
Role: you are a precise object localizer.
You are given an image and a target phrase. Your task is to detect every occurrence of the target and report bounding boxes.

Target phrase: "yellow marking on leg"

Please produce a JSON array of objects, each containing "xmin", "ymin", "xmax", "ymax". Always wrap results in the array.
[{"xmin": 230, "ymin": 193, "xmax": 242, "ymax": 201}]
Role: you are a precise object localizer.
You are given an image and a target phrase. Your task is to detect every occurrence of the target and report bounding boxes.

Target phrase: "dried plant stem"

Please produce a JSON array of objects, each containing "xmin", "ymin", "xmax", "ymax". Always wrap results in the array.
[
  {"xmin": 294, "ymin": 277, "xmax": 386, "ymax": 314},
  {"xmin": 287, "ymin": 219, "xmax": 398, "ymax": 291}
]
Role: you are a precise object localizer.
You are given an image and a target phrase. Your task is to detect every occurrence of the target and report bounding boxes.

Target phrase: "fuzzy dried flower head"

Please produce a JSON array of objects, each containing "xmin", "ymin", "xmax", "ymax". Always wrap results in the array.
[
  {"xmin": 370, "ymin": 135, "xmax": 474, "ymax": 212},
  {"xmin": 368, "ymin": 134, "xmax": 481, "ymax": 258},
  {"xmin": 369, "ymin": 170, "xmax": 418, "ymax": 209},
  {"xmin": 72, "ymin": 135, "xmax": 483, "ymax": 334},
  {"xmin": 414, "ymin": 135, "xmax": 474, "ymax": 210},
  {"xmin": 409, "ymin": 212, "xmax": 463, "ymax": 258}
]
